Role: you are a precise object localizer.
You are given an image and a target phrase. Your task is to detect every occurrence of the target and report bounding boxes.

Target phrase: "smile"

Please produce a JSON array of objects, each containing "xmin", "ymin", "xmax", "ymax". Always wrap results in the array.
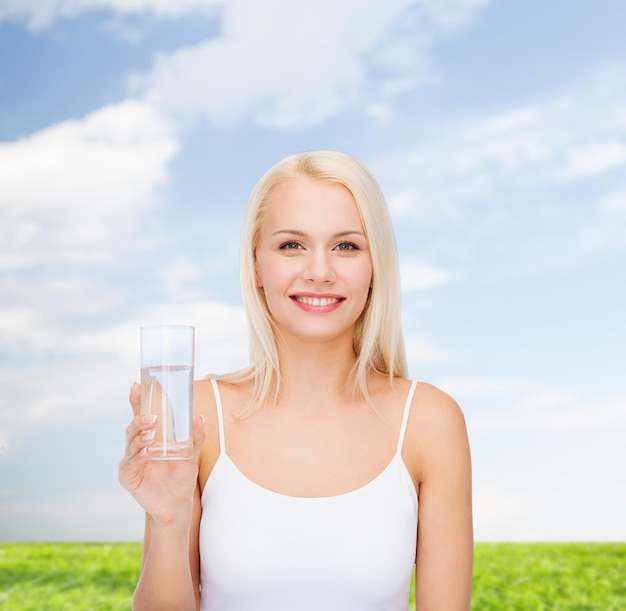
[{"xmin": 291, "ymin": 296, "xmax": 344, "ymax": 307}]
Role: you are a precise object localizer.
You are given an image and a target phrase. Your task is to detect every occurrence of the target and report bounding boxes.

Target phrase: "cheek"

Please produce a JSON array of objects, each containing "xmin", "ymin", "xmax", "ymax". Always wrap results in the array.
[
  {"xmin": 254, "ymin": 251, "xmax": 271, "ymax": 288},
  {"xmin": 360, "ymin": 261, "xmax": 374, "ymax": 291},
  {"xmin": 348, "ymin": 264, "xmax": 373, "ymax": 307},
  {"xmin": 255, "ymin": 255, "xmax": 285, "ymax": 290}
]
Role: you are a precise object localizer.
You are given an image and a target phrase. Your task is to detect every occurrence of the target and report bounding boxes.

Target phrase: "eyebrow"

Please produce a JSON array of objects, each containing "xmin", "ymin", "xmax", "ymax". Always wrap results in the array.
[{"xmin": 271, "ymin": 229, "xmax": 366, "ymax": 238}]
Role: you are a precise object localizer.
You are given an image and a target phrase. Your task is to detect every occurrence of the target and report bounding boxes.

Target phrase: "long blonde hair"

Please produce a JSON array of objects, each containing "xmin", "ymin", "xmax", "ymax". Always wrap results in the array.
[{"xmin": 222, "ymin": 150, "xmax": 407, "ymax": 406}]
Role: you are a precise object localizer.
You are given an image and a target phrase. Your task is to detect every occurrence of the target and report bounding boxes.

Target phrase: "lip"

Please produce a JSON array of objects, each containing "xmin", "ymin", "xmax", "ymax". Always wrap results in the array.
[{"xmin": 290, "ymin": 293, "xmax": 345, "ymax": 313}]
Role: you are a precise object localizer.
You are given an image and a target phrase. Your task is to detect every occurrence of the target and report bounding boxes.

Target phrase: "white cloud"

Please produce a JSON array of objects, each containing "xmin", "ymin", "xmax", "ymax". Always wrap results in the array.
[
  {"xmin": 132, "ymin": 0, "xmax": 403, "ymax": 127},
  {"xmin": 473, "ymin": 481, "xmax": 626, "ymax": 541},
  {"xmin": 404, "ymin": 335, "xmax": 445, "ymax": 364},
  {"xmin": 1, "ymin": 1, "xmax": 490, "ymax": 128},
  {"xmin": 377, "ymin": 71, "xmax": 626, "ymax": 221},
  {"xmin": 0, "ymin": 95, "xmax": 252, "ymax": 456},
  {"xmin": 0, "ymin": 0, "xmax": 490, "ymax": 33},
  {"xmin": 517, "ymin": 391, "xmax": 575, "ymax": 411},
  {"xmin": 473, "ymin": 484, "xmax": 543, "ymax": 541},
  {"xmin": 0, "ymin": 292, "xmax": 247, "ymax": 452},
  {"xmin": 437, "ymin": 377, "xmax": 531, "ymax": 396},
  {"xmin": 365, "ymin": 103, "xmax": 394, "ymax": 125},
  {"xmin": 0, "ymin": 490, "xmax": 145, "ymax": 541},
  {"xmin": 471, "ymin": 394, "xmax": 626, "ymax": 433},
  {"xmin": 135, "ymin": 300, "xmax": 249, "ymax": 376},
  {"xmin": 400, "ymin": 260, "xmax": 451, "ymax": 291},
  {"xmin": 375, "ymin": 68, "xmax": 626, "ymax": 272},
  {"xmin": 0, "ymin": 100, "xmax": 178, "ymax": 270},
  {"xmin": 439, "ymin": 379, "xmax": 626, "ymax": 434},
  {"xmin": 597, "ymin": 188, "xmax": 626, "ymax": 213},
  {"xmin": 580, "ymin": 185, "xmax": 626, "ymax": 255},
  {"xmin": 556, "ymin": 140, "xmax": 626, "ymax": 181},
  {"xmin": 129, "ymin": 0, "xmax": 488, "ymax": 128},
  {"xmin": 0, "ymin": 0, "xmax": 223, "ymax": 30}
]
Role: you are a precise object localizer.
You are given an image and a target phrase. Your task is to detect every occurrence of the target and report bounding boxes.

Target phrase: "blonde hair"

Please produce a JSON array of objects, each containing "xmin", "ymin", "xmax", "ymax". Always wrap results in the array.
[{"xmin": 222, "ymin": 150, "xmax": 407, "ymax": 406}]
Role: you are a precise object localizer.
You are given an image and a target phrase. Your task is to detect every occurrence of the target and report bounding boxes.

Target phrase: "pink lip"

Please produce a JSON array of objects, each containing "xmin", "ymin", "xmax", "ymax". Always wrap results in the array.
[{"xmin": 289, "ymin": 293, "xmax": 345, "ymax": 313}]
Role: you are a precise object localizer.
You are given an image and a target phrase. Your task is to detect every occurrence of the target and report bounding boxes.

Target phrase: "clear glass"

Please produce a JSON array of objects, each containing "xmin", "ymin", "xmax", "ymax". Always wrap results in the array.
[{"xmin": 140, "ymin": 325, "xmax": 194, "ymax": 460}]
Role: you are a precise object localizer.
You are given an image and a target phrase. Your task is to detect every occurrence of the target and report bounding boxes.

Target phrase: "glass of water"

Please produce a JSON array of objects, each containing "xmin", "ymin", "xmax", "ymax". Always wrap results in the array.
[{"xmin": 140, "ymin": 325, "xmax": 195, "ymax": 460}]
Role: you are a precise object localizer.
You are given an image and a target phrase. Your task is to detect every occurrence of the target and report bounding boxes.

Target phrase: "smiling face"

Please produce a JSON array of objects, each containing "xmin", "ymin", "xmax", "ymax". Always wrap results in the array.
[{"xmin": 254, "ymin": 175, "xmax": 373, "ymax": 348}]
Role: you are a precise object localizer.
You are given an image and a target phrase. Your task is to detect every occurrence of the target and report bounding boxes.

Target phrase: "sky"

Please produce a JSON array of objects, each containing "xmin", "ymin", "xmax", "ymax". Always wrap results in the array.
[{"xmin": 0, "ymin": 0, "xmax": 625, "ymax": 542}]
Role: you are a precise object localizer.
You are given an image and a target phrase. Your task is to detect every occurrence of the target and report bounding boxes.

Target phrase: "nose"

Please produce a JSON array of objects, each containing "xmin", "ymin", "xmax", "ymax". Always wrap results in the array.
[{"xmin": 304, "ymin": 250, "xmax": 336, "ymax": 284}]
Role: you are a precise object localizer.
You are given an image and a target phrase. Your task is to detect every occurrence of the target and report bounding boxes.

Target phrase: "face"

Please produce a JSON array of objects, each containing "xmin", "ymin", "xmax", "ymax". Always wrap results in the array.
[{"xmin": 254, "ymin": 175, "xmax": 373, "ymax": 347}]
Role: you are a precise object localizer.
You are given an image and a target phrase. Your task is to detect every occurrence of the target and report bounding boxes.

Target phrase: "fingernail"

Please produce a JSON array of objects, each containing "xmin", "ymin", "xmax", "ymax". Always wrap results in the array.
[
  {"xmin": 142, "ymin": 430, "xmax": 155, "ymax": 441},
  {"xmin": 139, "ymin": 447, "xmax": 148, "ymax": 457},
  {"xmin": 199, "ymin": 415, "xmax": 205, "ymax": 426},
  {"xmin": 141, "ymin": 415, "xmax": 157, "ymax": 424}
]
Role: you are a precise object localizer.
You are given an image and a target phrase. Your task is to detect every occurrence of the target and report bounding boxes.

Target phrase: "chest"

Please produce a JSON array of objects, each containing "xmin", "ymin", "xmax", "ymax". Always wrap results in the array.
[
  {"xmin": 199, "ymin": 452, "xmax": 418, "ymax": 611},
  {"xmin": 223, "ymin": 402, "xmax": 403, "ymax": 498}
]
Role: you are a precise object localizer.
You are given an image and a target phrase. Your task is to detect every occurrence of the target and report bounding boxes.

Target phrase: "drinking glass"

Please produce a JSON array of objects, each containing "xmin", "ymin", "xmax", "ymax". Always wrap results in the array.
[{"xmin": 140, "ymin": 325, "xmax": 194, "ymax": 460}]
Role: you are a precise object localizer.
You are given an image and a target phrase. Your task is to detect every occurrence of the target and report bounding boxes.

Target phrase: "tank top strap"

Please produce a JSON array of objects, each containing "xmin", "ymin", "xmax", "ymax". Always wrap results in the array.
[
  {"xmin": 210, "ymin": 378, "xmax": 226, "ymax": 455},
  {"xmin": 396, "ymin": 380, "xmax": 418, "ymax": 454}
]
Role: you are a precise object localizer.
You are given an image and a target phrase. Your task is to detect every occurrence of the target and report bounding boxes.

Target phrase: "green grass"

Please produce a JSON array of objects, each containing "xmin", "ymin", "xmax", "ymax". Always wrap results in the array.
[
  {"xmin": 0, "ymin": 543, "xmax": 142, "ymax": 610},
  {"xmin": 1, "ymin": 542, "xmax": 624, "ymax": 609},
  {"xmin": 471, "ymin": 543, "xmax": 626, "ymax": 610}
]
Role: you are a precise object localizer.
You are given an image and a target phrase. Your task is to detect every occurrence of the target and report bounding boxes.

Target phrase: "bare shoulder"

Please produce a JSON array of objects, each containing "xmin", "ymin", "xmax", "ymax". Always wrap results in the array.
[
  {"xmin": 195, "ymin": 376, "xmax": 252, "ymax": 411},
  {"xmin": 194, "ymin": 377, "xmax": 217, "ymax": 417},
  {"xmin": 405, "ymin": 381, "xmax": 471, "ymax": 485},
  {"xmin": 196, "ymin": 376, "xmax": 257, "ymax": 491},
  {"xmin": 195, "ymin": 376, "xmax": 253, "ymax": 440},
  {"xmin": 410, "ymin": 382, "xmax": 474, "ymax": 608},
  {"xmin": 194, "ymin": 377, "xmax": 222, "ymax": 491},
  {"xmin": 412, "ymin": 381, "xmax": 466, "ymax": 427}
]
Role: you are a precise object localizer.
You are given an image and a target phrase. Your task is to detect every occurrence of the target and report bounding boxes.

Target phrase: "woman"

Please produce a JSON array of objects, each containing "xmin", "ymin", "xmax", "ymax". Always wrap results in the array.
[{"xmin": 119, "ymin": 150, "xmax": 473, "ymax": 610}]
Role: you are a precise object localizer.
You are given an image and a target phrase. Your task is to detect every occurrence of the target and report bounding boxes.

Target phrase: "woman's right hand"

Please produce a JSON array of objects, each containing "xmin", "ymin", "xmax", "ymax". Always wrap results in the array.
[{"xmin": 118, "ymin": 382, "xmax": 205, "ymax": 525}]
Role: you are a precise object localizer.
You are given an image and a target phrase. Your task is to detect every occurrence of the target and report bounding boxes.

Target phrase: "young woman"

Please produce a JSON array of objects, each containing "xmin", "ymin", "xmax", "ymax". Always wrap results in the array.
[{"xmin": 119, "ymin": 150, "xmax": 473, "ymax": 610}]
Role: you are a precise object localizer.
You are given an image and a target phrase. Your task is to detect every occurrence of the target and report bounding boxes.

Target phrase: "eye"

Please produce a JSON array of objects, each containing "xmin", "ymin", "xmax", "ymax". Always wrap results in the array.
[
  {"xmin": 336, "ymin": 242, "xmax": 359, "ymax": 251},
  {"xmin": 279, "ymin": 241, "xmax": 302, "ymax": 250}
]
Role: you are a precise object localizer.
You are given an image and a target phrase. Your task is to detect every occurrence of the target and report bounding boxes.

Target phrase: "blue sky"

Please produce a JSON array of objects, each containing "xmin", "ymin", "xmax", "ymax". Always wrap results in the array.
[{"xmin": 1, "ymin": 0, "xmax": 625, "ymax": 542}]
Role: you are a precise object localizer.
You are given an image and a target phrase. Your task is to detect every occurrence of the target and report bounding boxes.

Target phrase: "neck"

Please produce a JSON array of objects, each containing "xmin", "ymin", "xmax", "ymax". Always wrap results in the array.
[{"xmin": 274, "ymin": 334, "xmax": 359, "ymax": 408}]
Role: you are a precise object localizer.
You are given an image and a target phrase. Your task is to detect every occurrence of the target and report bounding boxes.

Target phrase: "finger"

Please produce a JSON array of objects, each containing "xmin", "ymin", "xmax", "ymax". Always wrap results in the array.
[
  {"xmin": 121, "ymin": 438, "xmax": 150, "ymax": 469},
  {"xmin": 119, "ymin": 422, "xmax": 152, "ymax": 470},
  {"xmin": 130, "ymin": 429, "xmax": 156, "ymax": 460},
  {"xmin": 118, "ymin": 444, "xmax": 150, "ymax": 490},
  {"xmin": 129, "ymin": 381, "xmax": 141, "ymax": 415},
  {"xmin": 125, "ymin": 413, "xmax": 157, "ymax": 449},
  {"xmin": 122, "ymin": 425, "xmax": 155, "ymax": 468}
]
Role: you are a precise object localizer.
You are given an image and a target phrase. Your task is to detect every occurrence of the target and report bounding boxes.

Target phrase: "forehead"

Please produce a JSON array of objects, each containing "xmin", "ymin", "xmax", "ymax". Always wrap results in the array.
[{"xmin": 261, "ymin": 176, "xmax": 363, "ymax": 230}]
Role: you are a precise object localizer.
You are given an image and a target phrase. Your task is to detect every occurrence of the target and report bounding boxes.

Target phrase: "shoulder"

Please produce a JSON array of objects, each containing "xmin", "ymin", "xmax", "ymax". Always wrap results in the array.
[
  {"xmin": 194, "ymin": 375, "xmax": 254, "ymax": 438},
  {"xmin": 195, "ymin": 375, "xmax": 251, "ymax": 408},
  {"xmin": 405, "ymin": 381, "xmax": 471, "ymax": 486},
  {"xmin": 408, "ymin": 383, "xmax": 474, "ymax": 606},
  {"xmin": 195, "ymin": 376, "xmax": 256, "ymax": 492},
  {"xmin": 195, "ymin": 376, "xmax": 251, "ymax": 486},
  {"xmin": 412, "ymin": 381, "xmax": 465, "ymax": 427},
  {"xmin": 195, "ymin": 378, "xmax": 220, "ymax": 492},
  {"xmin": 194, "ymin": 377, "xmax": 217, "ymax": 411}
]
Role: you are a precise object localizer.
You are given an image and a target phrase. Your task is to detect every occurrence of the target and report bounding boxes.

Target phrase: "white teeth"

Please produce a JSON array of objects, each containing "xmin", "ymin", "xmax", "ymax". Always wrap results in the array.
[{"xmin": 295, "ymin": 296, "xmax": 340, "ymax": 306}]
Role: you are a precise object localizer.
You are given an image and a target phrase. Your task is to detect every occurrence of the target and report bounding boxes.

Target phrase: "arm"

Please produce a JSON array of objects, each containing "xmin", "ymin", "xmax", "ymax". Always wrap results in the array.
[
  {"xmin": 412, "ymin": 385, "xmax": 473, "ymax": 610},
  {"xmin": 119, "ymin": 383, "xmax": 205, "ymax": 611},
  {"xmin": 132, "ymin": 483, "xmax": 202, "ymax": 611}
]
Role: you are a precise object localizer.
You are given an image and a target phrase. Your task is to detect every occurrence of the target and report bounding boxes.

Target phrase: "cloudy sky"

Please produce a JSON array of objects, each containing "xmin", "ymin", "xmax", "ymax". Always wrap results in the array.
[{"xmin": 1, "ymin": 0, "xmax": 625, "ymax": 542}]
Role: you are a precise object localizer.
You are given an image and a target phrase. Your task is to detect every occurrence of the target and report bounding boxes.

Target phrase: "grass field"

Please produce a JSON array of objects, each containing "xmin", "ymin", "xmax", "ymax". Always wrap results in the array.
[{"xmin": 1, "ymin": 542, "xmax": 624, "ymax": 609}]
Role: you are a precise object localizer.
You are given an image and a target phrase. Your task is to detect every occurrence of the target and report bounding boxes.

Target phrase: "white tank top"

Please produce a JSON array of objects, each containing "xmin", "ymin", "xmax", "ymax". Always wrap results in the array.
[{"xmin": 199, "ymin": 379, "xmax": 418, "ymax": 611}]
